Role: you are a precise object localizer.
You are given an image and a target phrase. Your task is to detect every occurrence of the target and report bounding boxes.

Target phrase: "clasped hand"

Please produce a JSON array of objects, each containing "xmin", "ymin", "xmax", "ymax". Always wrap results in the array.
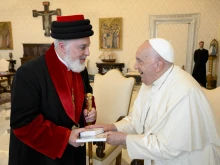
[
  {"xmin": 68, "ymin": 108, "xmax": 97, "ymax": 147},
  {"xmin": 86, "ymin": 124, "xmax": 127, "ymax": 146}
]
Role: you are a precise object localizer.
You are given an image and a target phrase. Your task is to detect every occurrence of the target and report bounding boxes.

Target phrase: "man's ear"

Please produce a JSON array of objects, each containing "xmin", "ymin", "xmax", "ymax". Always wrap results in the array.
[
  {"xmin": 155, "ymin": 59, "xmax": 164, "ymax": 72},
  {"xmin": 58, "ymin": 42, "xmax": 66, "ymax": 54}
]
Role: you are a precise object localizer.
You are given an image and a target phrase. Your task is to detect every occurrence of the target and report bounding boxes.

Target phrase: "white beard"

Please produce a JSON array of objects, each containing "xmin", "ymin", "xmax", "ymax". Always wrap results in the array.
[{"xmin": 64, "ymin": 50, "xmax": 85, "ymax": 73}]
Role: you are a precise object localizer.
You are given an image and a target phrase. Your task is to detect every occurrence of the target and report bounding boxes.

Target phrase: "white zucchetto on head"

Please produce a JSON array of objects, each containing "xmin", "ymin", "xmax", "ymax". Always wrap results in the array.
[{"xmin": 149, "ymin": 38, "xmax": 174, "ymax": 63}]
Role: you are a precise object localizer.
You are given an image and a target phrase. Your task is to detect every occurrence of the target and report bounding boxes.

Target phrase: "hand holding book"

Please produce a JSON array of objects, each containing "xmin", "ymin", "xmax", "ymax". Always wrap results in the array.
[{"xmin": 76, "ymin": 128, "xmax": 107, "ymax": 142}]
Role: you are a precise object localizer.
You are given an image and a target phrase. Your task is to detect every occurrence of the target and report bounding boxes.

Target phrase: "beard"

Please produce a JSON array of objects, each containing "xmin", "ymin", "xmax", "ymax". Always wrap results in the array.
[{"xmin": 63, "ymin": 49, "xmax": 85, "ymax": 73}]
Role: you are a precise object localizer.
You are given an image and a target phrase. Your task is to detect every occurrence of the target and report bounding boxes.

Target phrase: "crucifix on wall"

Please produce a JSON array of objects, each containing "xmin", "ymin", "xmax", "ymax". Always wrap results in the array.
[{"xmin": 32, "ymin": 1, "xmax": 61, "ymax": 37}]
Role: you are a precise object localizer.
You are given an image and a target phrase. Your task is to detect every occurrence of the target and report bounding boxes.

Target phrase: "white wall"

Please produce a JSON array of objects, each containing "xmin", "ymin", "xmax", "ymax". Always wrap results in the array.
[{"xmin": 0, "ymin": 0, "xmax": 219, "ymax": 81}]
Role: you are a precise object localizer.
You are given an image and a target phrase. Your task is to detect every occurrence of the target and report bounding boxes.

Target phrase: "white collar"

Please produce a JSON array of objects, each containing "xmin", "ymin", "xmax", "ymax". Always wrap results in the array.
[{"xmin": 152, "ymin": 65, "xmax": 174, "ymax": 90}]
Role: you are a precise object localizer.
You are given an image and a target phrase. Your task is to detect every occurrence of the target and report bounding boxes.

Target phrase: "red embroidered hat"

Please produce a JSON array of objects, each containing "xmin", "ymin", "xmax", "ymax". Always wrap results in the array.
[{"xmin": 51, "ymin": 14, "xmax": 94, "ymax": 39}]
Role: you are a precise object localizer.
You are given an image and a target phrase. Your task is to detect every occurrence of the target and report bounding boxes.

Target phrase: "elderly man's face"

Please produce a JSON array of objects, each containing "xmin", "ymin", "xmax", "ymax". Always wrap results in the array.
[
  {"xmin": 64, "ymin": 37, "xmax": 91, "ymax": 72},
  {"xmin": 134, "ymin": 41, "xmax": 158, "ymax": 85}
]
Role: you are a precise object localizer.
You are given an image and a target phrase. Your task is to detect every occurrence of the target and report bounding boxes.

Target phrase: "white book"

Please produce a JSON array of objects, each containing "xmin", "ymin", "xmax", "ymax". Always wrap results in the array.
[
  {"xmin": 76, "ymin": 133, "xmax": 107, "ymax": 143},
  {"xmin": 79, "ymin": 128, "xmax": 104, "ymax": 137}
]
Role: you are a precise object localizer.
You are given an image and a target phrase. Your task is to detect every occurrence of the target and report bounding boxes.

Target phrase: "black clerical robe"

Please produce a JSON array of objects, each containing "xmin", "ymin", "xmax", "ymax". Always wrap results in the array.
[
  {"xmin": 192, "ymin": 48, "xmax": 208, "ymax": 87},
  {"xmin": 8, "ymin": 44, "xmax": 95, "ymax": 165}
]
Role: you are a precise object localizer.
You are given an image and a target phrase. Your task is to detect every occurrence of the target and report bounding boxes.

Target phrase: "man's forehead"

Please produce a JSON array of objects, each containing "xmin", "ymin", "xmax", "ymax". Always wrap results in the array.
[
  {"xmin": 69, "ymin": 38, "xmax": 90, "ymax": 44},
  {"xmin": 136, "ymin": 51, "xmax": 148, "ymax": 61}
]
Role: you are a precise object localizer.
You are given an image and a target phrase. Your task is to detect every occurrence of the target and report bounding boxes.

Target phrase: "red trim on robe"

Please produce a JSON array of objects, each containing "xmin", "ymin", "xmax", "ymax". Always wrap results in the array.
[
  {"xmin": 45, "ymin": 44, "xmax": 78, "ymax": 123},
  {"xmin": 61, "ymin": 63, "xmax": 84, "ymax": 124},
  {"xmin": 72, "ymin": 73, "xmax": 85, "ymax": 123},
  {"xmin": 13, "ymin": 114, "xmax": 71, "ymax": 159}
]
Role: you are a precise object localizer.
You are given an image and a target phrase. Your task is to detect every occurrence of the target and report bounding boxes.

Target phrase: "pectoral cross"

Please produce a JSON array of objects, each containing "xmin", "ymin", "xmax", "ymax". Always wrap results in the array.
[{"xmin": 32, "ymin": 1, "xmax": 61, "ymax": 37}]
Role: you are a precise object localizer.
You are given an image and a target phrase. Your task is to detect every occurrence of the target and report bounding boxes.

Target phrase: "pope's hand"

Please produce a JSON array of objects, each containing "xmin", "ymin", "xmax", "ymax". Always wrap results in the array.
[
  {"xmin": 68, "ymin": 128, "xmax": 85, "ymax": 147},
  {"xmin": 106, "ymin": 131, "xmax": 127, "ymax": 145},
  {"xmin": 86, "ymin": 124, "xmax": 117, "ymax": 132},
  {"xmin": 84, "ymin": 107, "xmax": 97, "ymax": 123}
]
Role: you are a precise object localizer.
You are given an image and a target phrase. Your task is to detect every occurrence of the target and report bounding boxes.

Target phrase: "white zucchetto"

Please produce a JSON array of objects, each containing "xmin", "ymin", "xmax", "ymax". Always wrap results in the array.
[{"xmin": 149, "ymin": 38, "xmax": 174, "ymax": 63}]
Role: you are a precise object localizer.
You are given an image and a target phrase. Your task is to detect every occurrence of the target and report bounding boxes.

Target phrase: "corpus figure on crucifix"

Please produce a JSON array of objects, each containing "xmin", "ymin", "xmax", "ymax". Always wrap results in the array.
[{"xmin": 33, "ymin": 1, "xmax": 61, "ymax": 37}]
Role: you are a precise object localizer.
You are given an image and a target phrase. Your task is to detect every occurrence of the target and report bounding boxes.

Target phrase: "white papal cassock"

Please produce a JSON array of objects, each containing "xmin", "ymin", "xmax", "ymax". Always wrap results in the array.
[{"xmin": 115, "ymin": 65, "xmax": 220, "ymax": 165}]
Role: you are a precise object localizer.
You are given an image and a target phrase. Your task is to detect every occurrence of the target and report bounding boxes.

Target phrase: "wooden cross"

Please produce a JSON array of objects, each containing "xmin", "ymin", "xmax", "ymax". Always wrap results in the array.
[{"xmin": 33, "ymin": 1, "xmax": 61, "ymax": 37}]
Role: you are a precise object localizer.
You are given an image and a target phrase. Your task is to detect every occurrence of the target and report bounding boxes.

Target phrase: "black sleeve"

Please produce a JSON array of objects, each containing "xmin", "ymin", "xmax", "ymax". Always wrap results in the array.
[
  {"xmin": 194, "ymin": 50, "xmax": 198, "ymax": 63},
  {"xmin": 10, "ymin": 65, "xmax": 40, "ymax": 128},
  {"xmin": 80, "ymin": 67, "xmax": 93, "ymax": 94}
]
